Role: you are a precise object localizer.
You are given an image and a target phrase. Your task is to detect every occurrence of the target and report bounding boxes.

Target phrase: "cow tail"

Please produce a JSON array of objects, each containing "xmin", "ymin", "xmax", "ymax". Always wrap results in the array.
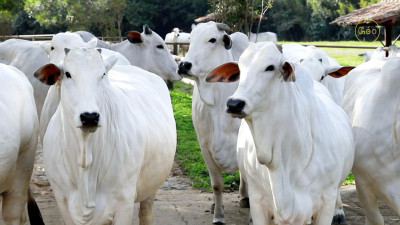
[{"xmin": 27, "ymin": 188, "xmax": 45, "ymax": 225}]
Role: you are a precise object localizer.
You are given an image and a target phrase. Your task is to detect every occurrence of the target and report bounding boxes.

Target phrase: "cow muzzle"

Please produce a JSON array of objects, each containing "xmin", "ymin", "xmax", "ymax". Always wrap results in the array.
[
  {"xmin": 226, "ymin": 99, "xmax": 247, "ymax": 118},
  {"xmin": 79, "ymin": 112, "xmax": 100, "ymax": 133},
  {"xmin": 178, "ymin": 61, "xmax": 192, "ymax": 75}
]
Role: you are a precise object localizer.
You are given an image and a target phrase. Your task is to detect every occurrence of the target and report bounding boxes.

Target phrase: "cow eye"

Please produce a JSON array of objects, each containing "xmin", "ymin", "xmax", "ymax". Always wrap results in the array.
[
  {"xmin": 51, "ymin": 46, "xmax": 54, "ymax": 51},
  {"xmin": 265, "ymin": 65, "xmax": 275, "ymax": 71},
  {"xmin": 156, "ymin": 45, "xmax": 164, "ymax": 49},
  {"xmin": 209, "ymin": 38, "xmax": 216, "ymax": 43},
  {"xmin": 65, "ymin": 72, "xmax": 71, "ymax": 78}
]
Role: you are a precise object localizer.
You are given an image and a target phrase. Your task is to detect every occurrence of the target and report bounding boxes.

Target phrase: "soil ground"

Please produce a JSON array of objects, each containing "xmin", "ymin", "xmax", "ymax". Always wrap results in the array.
[{"xmin": 1, "ymin": 146, "xmax": 399, "ymax": 225}]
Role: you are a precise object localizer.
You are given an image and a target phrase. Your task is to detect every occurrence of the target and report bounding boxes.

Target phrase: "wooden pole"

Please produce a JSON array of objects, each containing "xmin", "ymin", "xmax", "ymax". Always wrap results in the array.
[{"xmin": 385, "ymin": 24, "xmax": 392, "ymax": 57}]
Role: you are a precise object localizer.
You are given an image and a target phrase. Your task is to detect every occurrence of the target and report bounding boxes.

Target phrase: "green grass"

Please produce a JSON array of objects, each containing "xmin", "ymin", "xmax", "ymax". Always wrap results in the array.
[
  {"xmin": 170, "ymin": 82, "xmax": 240, "ymax": 191},
  {"xmin": 278, "ymin": 40, "xmax": 396, "ymax": 67},
  {"xmin": 171, "ymin": 41, "xmax": 361, "ymax": 189}
]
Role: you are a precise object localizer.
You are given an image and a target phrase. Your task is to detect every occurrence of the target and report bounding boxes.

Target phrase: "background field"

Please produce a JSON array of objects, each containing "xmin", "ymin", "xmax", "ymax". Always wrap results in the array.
[{"xmin": 171, "ymin": 41, "xmax": 382, "ymax": 190}]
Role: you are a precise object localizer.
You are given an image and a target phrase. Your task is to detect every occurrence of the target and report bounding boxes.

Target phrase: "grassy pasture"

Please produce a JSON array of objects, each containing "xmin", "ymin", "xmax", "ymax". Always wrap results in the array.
[{"xmin": 172, "ymin": 41, "xmax": 381, "ymax": 190}]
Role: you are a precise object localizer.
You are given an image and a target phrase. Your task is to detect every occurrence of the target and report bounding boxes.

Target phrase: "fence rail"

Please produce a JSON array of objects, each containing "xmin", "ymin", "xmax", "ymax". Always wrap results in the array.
[{"xmin": 0, "ymin": 34, "xmax": 386, "ymax": 51}]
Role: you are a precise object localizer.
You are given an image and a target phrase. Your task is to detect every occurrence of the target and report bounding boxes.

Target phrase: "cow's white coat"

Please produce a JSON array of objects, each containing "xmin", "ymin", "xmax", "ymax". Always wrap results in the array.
[
  {"xmin": 38, "ymin": 48, "xmax": 176, "ymax": 225},
  {"xmin": 0, "ymin": 39, "xmax": 50, "ymax": 116},
  {"xmin": 342, "ymin": 58, "xmax": 400, "ymax": 225},
  {"xmin": 0, "ymin": 63, "xmax": 39, "ymax": 224},
  {"xmin": 178, "ymin": 21, "xmax": 249, "ymax": 224}
]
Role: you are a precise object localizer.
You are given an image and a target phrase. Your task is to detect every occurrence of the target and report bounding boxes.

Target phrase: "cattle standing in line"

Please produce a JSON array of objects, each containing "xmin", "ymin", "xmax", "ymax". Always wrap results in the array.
[
  {"xmin": 178, "ymin": 21, "xmax": 249, "ymax": 224},
  {"xmin": 206, "ymin": 42, "xmax": 355, "ymax": 225},
  {"xmin": 34, "ymin": 47, "xmax": 176, "ymax": 225},
  {"xmin": 342, "ymin": 58, "xmax": 400, "ymax": 225},
  {"xmin": 0, "ymin": 39, "xmax": 50, "ymax": 117},
  {"xmin": 0, "ymin": 63, "xmax": 44, "ymax": 225}
]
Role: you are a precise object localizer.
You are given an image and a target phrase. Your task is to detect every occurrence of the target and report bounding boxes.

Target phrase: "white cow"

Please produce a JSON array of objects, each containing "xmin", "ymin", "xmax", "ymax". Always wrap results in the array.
[
  {"xmin": 249, "ymin": 32, "xmax": 277, "ymax": 43},
  {"xmin": 177, "ymin": 21, "xmax": 249, "ymax": 224},
  {"xmin": 165, "ymin": 28, "xmax": 180, "ymax": 53},
  {"xmin": 206, "ymin": 42, "xmax": 354, "ymax": 225},
  {"xmin": 283, "ymin": 43, "xmax": 352, "ymax": 106},
  {"xmin": 164, "ymin": 28, "xmax": 190, "ymax": 56},
  {"xmin": 342, "ymin": 58, "xmax": 400, "ymax": 225},
  {"xmin": 93, "ymin": 25, "xmax": 182, "ymax": 81},
  {"xmin": 39, "ymin": 32, "xmax": 130, "ymax": 143},
  {"xmin": 0, "ymin": 63, "xmax": 44, "ymax": 225},
  {"xmin": 0, "ymin": 39, "xmax": 50, "ymax": 117},
  {"xmin": 34, "ymin": 47, "xmax": 176, "ymax": 225}
]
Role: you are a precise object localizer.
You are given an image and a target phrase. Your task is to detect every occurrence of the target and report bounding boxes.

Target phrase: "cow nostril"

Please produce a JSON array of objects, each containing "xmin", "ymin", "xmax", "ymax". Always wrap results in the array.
[
  {"xmin": 80, "ymin": 112, "xmax": 100, "ymax": 127},
  {"xmin": 178, "ymin": 62, "xmax": 192, "ymax": 75},
  {"xmin": 183, "ymin": 62, "xmax": 192, "ymax": 70},
  {"xmin": 226, "ymin": 99, "xmax": 246, "ymax": 114}
]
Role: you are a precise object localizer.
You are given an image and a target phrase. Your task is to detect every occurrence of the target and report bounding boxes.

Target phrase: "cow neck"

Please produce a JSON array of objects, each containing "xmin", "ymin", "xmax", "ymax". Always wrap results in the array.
[
  {"xmin": 245, "ymin": 82, "xmax": 314, "ymax": 223},
  {"xmin": 60, "ymin": 87, "xmax": 121, "ymax": 214}
]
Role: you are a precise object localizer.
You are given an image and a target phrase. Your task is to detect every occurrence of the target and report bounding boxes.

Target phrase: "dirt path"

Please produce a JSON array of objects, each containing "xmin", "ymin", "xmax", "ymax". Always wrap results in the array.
[{"xmin": 1, "ymin": 146, "xmax": 399, "ymax": 225}]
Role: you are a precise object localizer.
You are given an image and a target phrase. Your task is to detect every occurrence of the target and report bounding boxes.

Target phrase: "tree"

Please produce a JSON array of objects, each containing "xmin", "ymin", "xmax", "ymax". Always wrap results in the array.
[{"xmin": 207, "ymin": 0, "xmax": 273, "ymax": 34}]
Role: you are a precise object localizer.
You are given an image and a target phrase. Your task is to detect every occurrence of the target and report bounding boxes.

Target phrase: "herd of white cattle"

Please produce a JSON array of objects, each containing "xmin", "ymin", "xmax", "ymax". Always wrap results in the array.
[{"xmin": 0, "ymin": 21, "xmax": 398, "ymax": 225}]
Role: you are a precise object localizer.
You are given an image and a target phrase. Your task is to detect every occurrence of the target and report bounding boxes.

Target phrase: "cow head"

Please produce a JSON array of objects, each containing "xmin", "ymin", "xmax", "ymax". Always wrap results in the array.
[
  {"xmin": 178, "ymin": 21, "xmax": 233, "ymax": 78},
  {"xmin": 125, "ymin": 25, "xmax": 181, "ymax": 81},
  {"xmin": 206, "ymin": 42, "xmax": 293, "ymax": 118},
  {"xmin": 49, "ymin": 32, "xmax": 97, "ymax": 67},
  {"xmin": 34, "ymin": 47, "xmax": 118, "ymax": 133}
]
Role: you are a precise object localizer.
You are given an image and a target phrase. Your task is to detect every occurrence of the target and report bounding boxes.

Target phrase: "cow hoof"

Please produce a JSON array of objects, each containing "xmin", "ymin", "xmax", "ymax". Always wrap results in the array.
[
  {"xmin": 332, "ymin": 214, "xmax": 346, "ymax": 224},
  {"xmin": 213, "ymin": 222, "xmax": 225, "ymax": 225},
  {"xmin": 239, "ymin": 197, "xmax": 250, "ymax": 208}
]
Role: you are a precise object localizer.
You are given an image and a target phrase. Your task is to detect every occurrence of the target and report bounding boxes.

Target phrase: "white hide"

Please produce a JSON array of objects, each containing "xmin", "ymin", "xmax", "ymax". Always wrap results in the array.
[
  {"xmin": 178, "ymin": 21, "xmax": 249, "ymax": 224},
  {"xmin": 40, "ymin": 48, "xmax": 176, "ymax": 225},
  {"xmin": 228, "ymin": 42, "xmax": 354, "ymax": 225},
  {"xmin": 342, "ymin": 58, "xmax": 400, "ymax": 225},
  {"xmin": 0, "ymin": 63, "xmax": 39, "ymax": 224},
  {"xmin": 249, "ymin": 32, "xmax": 277, "ymax": 43},
  {"xmin": 283, "ymin": 43, "xmax": 346, "ymax": 106},
  {"xmin": 0, "ymin": 39, "xmax": 50, "ymax": 117},
  {"xmin": 95, "ymin": 26, "xmax": 182, "ymax": 81}
]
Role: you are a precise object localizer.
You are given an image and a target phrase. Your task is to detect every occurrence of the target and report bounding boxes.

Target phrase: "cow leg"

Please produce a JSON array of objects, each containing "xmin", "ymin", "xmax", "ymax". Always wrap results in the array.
[
  {"xmin": 313, "ymin": 198, "xmax": 336, "ymax": 225},
  {"xmin": 201, "ymin": 149, "xmax": 225, "ymax": 224},
  {"xmin": 239, "ymin": 171, "xmax": 250, "ymax": 208},
  {"xmin": 113, "ymin": 200, "xmax": 134, "ymax": 225},
  {"xmin": 2, "ymin": 190, "xmax": 27, "ymax": 225},
  {"xmin": 356, "ymin": 183, "xmax": 384, "ymax": 225},
  {"xmin": 138, "ymin": 194, "xmax": 156, "ymax": 225},
  {"xmin": 331, "ymin": 189, "xmax": 345, "ymax": 224}
]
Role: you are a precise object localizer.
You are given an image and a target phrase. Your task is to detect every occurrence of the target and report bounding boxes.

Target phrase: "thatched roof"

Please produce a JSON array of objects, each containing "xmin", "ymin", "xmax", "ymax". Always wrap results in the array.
[{"xmin": 331, "ymin": 0, "xmax": 400, "ymax": 26}]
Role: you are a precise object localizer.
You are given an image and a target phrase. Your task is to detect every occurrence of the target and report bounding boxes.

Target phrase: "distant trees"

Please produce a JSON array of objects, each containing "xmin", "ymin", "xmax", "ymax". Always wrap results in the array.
[{"xmin": 0, "ymin": 0, "xmax": 387, "ymax": 41}]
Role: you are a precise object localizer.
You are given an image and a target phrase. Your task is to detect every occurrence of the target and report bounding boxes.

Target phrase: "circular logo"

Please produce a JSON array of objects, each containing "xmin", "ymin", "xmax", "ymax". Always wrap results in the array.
[{"xmin": 355, "ymin": 18, "xmax": 381, "ymax": 42}]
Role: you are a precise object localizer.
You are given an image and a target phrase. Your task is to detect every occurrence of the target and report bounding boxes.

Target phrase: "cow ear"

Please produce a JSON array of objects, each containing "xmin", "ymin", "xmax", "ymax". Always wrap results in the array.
[
  {"xmin": 206, "ymin": 62, "xmax": 239, "ymax": 83},
  {"xmin": 282, "ymin": 61, "xmax": 295, "ymax": 82},
  {"xmin": 223, "ymin": 34, "xmax": 232, "ymax": 50},
  {"xmin": 34, "ymin": 63, "xmax": 61, "ymax": 85},
  {"xmin": 126, "ymin": 31, "xmax": 142, "ymax": 44},
  {"xmin": 326, "ymin": 66, "xmax": 355, "ymax": 78},
  {"xmin": 104, "ymin": 55, "xmax": 118, "ymax": 72}
]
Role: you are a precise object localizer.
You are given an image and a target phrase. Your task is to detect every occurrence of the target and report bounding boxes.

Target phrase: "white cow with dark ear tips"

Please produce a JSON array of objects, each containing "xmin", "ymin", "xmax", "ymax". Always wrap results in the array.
[
  {"xmin": 34, "ymin": 47, "xmax": 176, "ymax": 225},
  {"xmin": 207, "ymin": 42, "xmax": 355, "ymax": 225},
  {"xmin": 177, "ymin": 21, "xmax": 250, "ymax": 224}
]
